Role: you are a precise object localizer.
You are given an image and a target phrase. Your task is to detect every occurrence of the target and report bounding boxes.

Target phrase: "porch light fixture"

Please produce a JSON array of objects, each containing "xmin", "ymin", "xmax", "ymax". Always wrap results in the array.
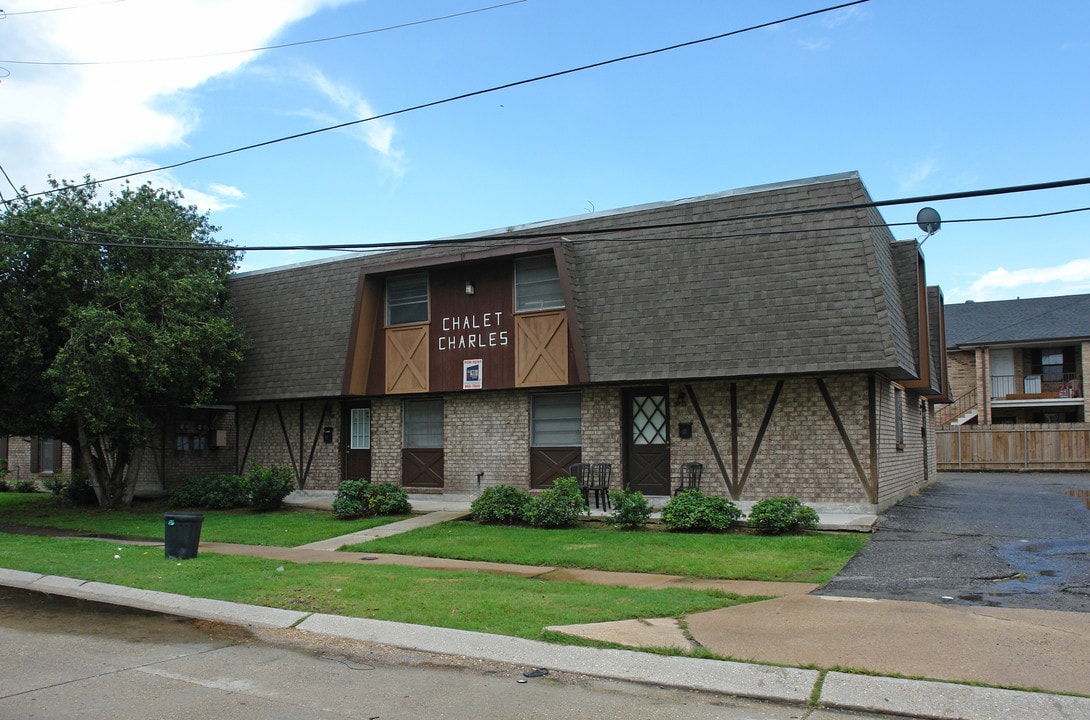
[{"xmin": 465, "ymin": 280, "xmax": 475, "ymax": 296}]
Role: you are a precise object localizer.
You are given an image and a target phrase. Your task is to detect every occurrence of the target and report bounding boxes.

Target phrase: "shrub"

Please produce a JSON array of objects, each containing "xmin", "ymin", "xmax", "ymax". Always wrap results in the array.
[
  {"xmin": 0, "ymin": 479, "xmax": 8, "ymax": 492},
  {"xmin": 523, "ymin": 476, "xmax": 587, "ymax": 528},
  {"xmin": 607, "ymin": 488, "xmax": 653, "ymax": 528},
  {"xmin": 245, "ymin": 463, "xmax": 296, "ymax": 512},
  {"xmin": 42, "ymin": 473, "xmax": 68, "ymax": 497},
  {"xmin": 747, "ymin": 496, "xmax": 820, "ymax": 535},
  {"xmin": 61, "ymin": 473, "xmax": 99, "ymax": 506},
  {"xmin": 471, "ymin": 484, "xmax": 532, "ymax": 525},
  {"xmin": 332, "ymin": 478, "xmax": 411, "ymax": 520},
  {"xmin": 13, "ymin": 478, "xmax": 37, "ymax": 493},
  {"xmin": 170, "ymin": 474, "xmax": 249, "ymax": 509},
  {"xmin": 660, "ymin": 489, "xmax": 741, "ymax": 532}
]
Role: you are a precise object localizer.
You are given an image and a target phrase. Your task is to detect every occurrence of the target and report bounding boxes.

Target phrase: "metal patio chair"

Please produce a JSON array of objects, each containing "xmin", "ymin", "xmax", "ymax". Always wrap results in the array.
[{"xmin": 674, "ymin": 462, "xmax": 703, "ymax": 496}]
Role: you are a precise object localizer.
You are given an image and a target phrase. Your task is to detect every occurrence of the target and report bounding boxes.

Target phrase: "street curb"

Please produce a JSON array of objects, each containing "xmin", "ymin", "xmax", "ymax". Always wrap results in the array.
[
  {"xmin": 821, "ymin": 672, "xmax": 1090, "ymax": 720},
  {"xmin": 4, "ymin": 568, "xmax": 1089, "ymax": 719},
  {"xmin": 296, "ymin": 612, "xmax": 818, "ymax": 704}
]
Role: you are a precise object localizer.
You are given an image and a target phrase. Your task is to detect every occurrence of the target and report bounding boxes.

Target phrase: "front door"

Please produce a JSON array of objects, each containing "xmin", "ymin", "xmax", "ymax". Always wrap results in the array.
[
  {"xmin": 623, "ymin": 387, "xmax": 671, "ymax": 495},
  {"xmin": 344, "ymin": 404, "xmax": 372, "ymax": 481}
]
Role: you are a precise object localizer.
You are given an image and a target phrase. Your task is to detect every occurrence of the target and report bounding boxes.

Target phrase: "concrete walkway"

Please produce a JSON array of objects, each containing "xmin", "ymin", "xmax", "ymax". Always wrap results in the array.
[{"xmin": 4, "ymin": 493, "xmax": 1090, "ymax": 719}]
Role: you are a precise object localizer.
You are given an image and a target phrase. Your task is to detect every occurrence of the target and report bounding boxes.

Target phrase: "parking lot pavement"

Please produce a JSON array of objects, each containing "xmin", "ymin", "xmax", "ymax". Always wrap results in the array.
[{"xmin": 815, "ymin": 472, "xmax": 1090, "ymax": 612}]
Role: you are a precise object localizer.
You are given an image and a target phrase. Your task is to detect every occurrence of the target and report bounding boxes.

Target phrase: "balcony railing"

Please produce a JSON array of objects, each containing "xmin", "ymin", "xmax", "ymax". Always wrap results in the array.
[{"xmin": 990, "ymin": 373, "xmax": 1081, "ymax": 400}]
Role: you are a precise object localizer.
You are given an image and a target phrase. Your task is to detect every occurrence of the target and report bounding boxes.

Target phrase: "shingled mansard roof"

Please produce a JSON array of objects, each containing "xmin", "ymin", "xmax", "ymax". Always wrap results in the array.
[
  {"xmin": 225, "ymin": 172, "xmax": 938, "ymax": 403},
  {"xmin": 945, "ymin": 293, "xmax": 1090, "ymax": 348}
]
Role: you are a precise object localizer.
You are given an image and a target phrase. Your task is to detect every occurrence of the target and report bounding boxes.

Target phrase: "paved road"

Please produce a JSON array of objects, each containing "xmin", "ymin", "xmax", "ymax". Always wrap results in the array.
[
  {"xmin": 816, "ymin": 472, "xmax": 1090, "ymax": 612},
  {"xmin": 0, "ymin": 588, "xmax": 901, "ymax": 720}
]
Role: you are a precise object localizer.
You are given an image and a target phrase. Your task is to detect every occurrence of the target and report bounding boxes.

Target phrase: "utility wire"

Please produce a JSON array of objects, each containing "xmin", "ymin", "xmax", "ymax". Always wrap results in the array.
[
  {"xmin": 3, "ymin": 0, "xmax": 872, "ymax": 204},
  {"xmin": 0, "ymin": 0, "xmax": 528, "ymax": 66},
  {"xmin": 0, "ymin": 0, "xmax": 127, "ymax": 17},
  {"xmin": 5, "ymin": 192, "xmax": 1089, "ymax": 253}
]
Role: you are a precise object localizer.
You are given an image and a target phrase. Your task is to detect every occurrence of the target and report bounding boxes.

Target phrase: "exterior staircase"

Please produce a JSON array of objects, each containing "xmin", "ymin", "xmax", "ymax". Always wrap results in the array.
[{"xmin": 935, "ymin": 388, "xmax": 978, "ymax": 426}]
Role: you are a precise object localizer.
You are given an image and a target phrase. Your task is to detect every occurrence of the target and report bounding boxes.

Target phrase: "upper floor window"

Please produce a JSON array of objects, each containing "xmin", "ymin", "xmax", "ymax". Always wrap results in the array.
[
  {"xmin": 515, "ymin": 255, "xmax": 563, "ymax": 312},
  {"xmin": 387, "ymin": 273, "xmax": 429, "ymax": 325}
]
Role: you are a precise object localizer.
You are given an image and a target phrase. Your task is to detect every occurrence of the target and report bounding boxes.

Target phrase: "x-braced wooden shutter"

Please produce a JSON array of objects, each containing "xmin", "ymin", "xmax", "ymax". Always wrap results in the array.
[
  {"xmin": 515, "ymin": 310, "xmax": 568, "ymax": 387},
  {"xmin": 385, "ymin": 325, "xmax": 429, "ymax": 394}
]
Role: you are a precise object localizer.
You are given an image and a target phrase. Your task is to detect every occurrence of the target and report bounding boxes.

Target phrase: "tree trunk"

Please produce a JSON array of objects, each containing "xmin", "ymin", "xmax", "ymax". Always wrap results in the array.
[{"xmin": 77, "ymin": 421, "xmax": 141, "ymax": 509}]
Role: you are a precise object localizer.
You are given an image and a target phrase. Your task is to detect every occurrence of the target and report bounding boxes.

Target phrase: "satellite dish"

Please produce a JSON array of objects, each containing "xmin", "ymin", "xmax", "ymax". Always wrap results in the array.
[{"xmin": 916, "ymin": 207, "xmax": 941, "ymax": 235}]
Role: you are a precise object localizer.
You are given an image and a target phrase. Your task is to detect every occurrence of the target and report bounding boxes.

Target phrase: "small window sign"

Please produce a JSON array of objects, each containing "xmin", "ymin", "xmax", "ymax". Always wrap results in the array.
[{"xmin": 463, "ymin": 359, "xmax": 483, "ymax": 390}]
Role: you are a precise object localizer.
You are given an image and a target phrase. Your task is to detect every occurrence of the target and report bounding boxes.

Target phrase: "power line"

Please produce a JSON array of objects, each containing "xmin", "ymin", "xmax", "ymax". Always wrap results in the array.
[
  {"xmin": 5, "ymin": 183, "xmax": 1088, "ymax": 253},
  {"xmin": 4, "ymin": 0, "xmax": 872, "ymax": 204},
  {"xmin": 0, "ymin": 0, "xmax": 128, "ymax": 17},
  {"xmin": 0, "ymin": 0, "xmax": 528, "ymax": 66}
]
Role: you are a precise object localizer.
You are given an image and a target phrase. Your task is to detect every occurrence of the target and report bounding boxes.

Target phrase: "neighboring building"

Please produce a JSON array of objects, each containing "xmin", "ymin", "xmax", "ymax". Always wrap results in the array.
[
  {"xmin": 941, "ymin": 294, "xmax": 1090, "ymax": 426},
  {"xmin": 0, "ymin": 436, "xmax": 71, "ymax": 485},
  {"xmin": 216, "ymin": 172, "xmax": 948, "ymax": 514}
]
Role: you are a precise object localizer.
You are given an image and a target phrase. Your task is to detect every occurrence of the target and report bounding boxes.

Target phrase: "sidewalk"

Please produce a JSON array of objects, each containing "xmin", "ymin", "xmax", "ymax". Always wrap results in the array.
[{"xmin": 4, "ymin": 496, "xmax": 1090, "ymax": 719}]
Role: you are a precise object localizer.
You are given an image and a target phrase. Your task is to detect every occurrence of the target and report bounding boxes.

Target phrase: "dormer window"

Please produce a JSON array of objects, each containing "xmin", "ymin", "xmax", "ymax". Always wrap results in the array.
[
  {"xmin": 386, "ymin": 273, "xmax": 429, "ymax": 325},
  {"xmin": 515, "ymin": 255, "xmax": 563, "ymax": 312}
]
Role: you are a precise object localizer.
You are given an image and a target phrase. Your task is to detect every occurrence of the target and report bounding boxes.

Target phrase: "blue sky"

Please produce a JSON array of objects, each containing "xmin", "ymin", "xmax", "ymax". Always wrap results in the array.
[{"xmin": 2, "ymin": 0, "xmax": 1088, "ymax": 302}]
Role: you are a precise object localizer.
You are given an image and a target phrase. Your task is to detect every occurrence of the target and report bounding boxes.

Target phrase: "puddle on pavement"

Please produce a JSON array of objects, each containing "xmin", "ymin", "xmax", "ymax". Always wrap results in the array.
[
  {"xmin": 953, "ymin": 537, "xmax": 1090, "ymax": 608},
  {"xmin": 1066, "ymin": 489, "xmax": 1090, "ymax": 509}
]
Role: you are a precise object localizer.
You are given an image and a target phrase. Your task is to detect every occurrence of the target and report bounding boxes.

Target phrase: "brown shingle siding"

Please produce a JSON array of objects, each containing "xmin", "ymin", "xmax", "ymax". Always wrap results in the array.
[{"xmin": 225, "ymin": 172, "xmax": 924, "ymax": 402}]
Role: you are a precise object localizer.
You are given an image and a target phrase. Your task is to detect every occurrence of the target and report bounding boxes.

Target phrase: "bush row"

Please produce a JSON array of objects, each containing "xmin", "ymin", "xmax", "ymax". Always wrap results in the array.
[
  {"xmin": 470, "ymin": 483, "xmax": 819, "ymax": 534},
  {"xmin": 472, "ymin": 477, "xmax": 589, "ymax": 528},
  {"xmin": 331, "ymin": 479, "xmax": 411, "ymax": 519},
  {"xmin": 170, "ymin": 463, "xmax": 296, "ymax": 512}
]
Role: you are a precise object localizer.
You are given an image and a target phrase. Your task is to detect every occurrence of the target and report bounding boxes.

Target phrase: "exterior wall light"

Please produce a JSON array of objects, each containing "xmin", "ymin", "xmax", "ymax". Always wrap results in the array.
[{"xmin": 465, "ymin": 280, "xmax": 475, "ymax": 296}]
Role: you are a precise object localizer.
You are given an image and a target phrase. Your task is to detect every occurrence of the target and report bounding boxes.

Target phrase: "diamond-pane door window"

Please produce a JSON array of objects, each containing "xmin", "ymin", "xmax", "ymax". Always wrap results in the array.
[{"xmin": 631, "ymin": 395, "xmax": 667, "ymax": 445}]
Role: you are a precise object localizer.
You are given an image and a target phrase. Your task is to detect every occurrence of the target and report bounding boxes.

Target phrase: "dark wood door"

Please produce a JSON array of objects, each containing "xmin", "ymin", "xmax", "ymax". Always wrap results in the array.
[
  {"xmin": 623, "ymin": 388, "xmax": 671, "ymax": 495},
  {"xmin": 344, "ymin": 405, "xmax": 372, "ymax": 481}
]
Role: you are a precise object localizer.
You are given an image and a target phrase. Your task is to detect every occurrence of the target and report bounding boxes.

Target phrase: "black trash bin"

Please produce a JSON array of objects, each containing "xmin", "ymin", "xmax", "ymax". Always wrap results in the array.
[{"xmin": 164, "ymin": 512, "xmax": 204, "ymax": 560}]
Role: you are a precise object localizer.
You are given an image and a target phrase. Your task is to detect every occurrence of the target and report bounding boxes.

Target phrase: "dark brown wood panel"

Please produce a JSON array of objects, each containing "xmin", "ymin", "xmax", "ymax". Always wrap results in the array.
[
  {"xmin": 402, "ymin": 449, "xmax": 444, "ymax": 488},
  {"xmin": 530, "ymin": 447, "xmax": 581, "ymax": 489}
]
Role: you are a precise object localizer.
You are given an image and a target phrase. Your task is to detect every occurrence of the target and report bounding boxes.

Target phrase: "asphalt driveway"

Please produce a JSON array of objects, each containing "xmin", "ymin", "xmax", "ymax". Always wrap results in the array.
[{"xmin": 816, "ymin": 472, "xmax": 1090, "ymax": 612}]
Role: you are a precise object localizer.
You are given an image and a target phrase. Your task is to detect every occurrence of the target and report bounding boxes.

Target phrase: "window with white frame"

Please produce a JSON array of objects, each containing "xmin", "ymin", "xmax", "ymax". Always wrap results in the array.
[
  {"xmin": 386, "ymin": 273, "xmax": 429, "ymax": 325},
  {"xmin": 531, "ymin": 392, "xmax": 581, "ymax": 447},
  {"xmin": 515, "ymin": 255, "xmax": 563, "ymax": 312},
  {"xmin": 350, "ymin": 408, "xmax": 371, "ymax": 450},
  {"xmin": 403, "ymin": 398, "xmax": 443, "ymax": 448}
]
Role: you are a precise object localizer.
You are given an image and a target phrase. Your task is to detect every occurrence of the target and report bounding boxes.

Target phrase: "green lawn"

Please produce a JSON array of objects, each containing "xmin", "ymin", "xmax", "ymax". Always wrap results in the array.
[
  {"xmin": 0, "ymin": 533, "xmax": 746, "ymax": 641},
  {"xmin": 0, "ymin": 491, "xmax": 868, "ymax": 647},
  {"xmin": 347, "ymin": 521, "xmax": 866, "ymax": 584},
  {"xmin": 0, "ymin": 492, "xmax": 405, "ymax": 547}
]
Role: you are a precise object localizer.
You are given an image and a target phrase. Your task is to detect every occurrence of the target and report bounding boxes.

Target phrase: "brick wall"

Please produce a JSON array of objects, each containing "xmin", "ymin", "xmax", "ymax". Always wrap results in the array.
[
  {"xmin": 668, "ymin": 376, "xmax": 872, "ymax": 503},
  {"xmin": 947, "ymin": 350, "xmax": 976, "ymax": 403},
  {"xmin": 235, "ymin": 402, "xmax": 342, "ymax": 491},
  {"xmin": 875, "ymin": 381, "xmax": 936, "ymax": 510},
  {"xmin": 2, "ymin": 437, "xmax": 73, "ymax": 486},
  {"xmin": 223, "ymin": 371, "xmax": 932, "ymax": 508},
  {"xmin": 446, "ymin": 391, "xmax": 530, "ymax": 493}
]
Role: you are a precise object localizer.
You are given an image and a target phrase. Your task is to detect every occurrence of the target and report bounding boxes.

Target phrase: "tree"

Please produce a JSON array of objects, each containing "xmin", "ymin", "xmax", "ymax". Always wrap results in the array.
[{"xmin": 0, "ymin": 178, "xmax": 247, "ymax": 508}]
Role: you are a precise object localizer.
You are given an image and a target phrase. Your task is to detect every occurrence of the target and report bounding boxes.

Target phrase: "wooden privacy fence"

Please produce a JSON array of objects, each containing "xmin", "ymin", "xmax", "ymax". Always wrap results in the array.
[{"xmin": 936, "ymin": 423, "xmax": 1090, "ymax": 471}]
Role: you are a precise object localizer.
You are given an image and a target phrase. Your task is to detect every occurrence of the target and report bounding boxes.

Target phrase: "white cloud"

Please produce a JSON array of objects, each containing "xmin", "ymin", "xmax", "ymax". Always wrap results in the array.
[
  {"xmin": 298, "ymin": 67, "xmax": 405, "ymax": 176},
  {"xmin": 896, "ymin": 159, "xmax": 939, "ymax": 193},
  {"xmin": 951, "ymin": 258, "xmax": 1090, "ymax": 301},
  {"xmin": 0, "ymin": 0, "xmax": 360, "ymax": 207}
]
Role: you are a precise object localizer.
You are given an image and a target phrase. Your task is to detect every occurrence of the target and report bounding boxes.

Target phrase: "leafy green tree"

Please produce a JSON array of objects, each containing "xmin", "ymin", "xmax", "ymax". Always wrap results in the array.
[{"xmin": 0, "ymin": 178, "xmax": 247, "ymax": 508}]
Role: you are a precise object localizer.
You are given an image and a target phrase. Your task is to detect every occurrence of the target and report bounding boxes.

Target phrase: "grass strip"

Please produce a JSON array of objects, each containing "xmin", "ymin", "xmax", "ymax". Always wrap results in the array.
[
  {"xmin": 0, "ymin": 493, "xmax": 404, "ymax": 547},
  {"xmin": 0, "ymin": 533, "xmax": 746, "ymax": 640},
  {"xmin": 345, "ymin": 520, "xmax": 866, "ymax": 583}
]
